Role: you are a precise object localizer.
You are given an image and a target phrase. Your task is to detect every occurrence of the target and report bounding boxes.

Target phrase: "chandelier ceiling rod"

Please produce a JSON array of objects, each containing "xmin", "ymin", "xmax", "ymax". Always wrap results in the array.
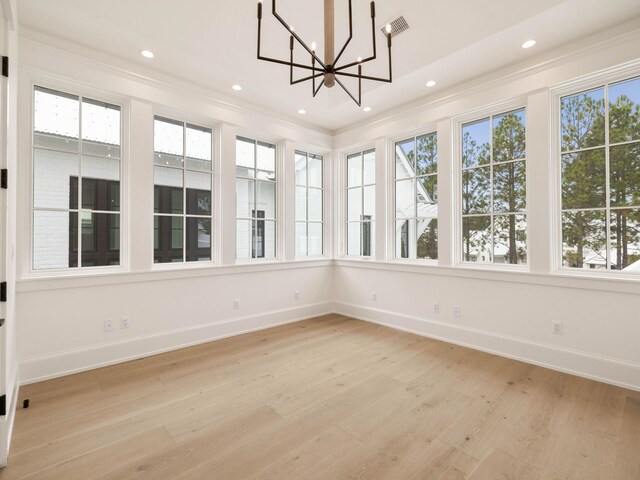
[{"xmin": 256, "ymin": 0, "xmax": 394, "ymax": 107}]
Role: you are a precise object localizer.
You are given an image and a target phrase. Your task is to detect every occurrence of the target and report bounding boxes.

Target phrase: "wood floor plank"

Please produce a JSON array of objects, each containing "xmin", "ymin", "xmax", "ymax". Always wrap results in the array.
[{"xmin": 1, "ymin": 315, "xmax": 637, "ymax": 479}]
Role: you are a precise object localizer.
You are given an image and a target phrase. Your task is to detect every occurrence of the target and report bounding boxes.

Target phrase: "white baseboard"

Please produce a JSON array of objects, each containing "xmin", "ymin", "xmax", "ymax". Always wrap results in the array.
[
  {"xmin": 0, "ymin": 369, "xmax": 19, "ymax": 467},
  {"xmin": 334, "ymin": 302, "xmax": 640, "ymax": 392},
  {"xmin": 18, "ymin": 302, "xmax": 333, "ymax": 385}
]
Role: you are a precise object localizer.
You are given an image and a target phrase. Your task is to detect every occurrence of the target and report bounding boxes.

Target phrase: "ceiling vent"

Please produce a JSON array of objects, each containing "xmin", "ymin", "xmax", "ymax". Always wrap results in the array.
[{"xmin": 381, "ymin": 16, "xmax": 409, "ymax": 38}]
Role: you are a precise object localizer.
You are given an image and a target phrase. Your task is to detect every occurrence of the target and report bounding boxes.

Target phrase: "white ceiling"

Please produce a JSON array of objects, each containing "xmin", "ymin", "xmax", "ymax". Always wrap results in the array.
[{"xmin": 17, "ymin": 0, "xmax": 640, "ymax": 132}]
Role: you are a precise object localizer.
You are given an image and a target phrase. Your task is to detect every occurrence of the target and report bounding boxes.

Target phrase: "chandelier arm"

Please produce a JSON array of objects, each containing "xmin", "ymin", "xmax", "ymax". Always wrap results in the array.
[
  {"xmin": 331, "ymin": 0, "xmax": 353, "ymax": 68},
  {"xmin": 291, "ymin": 73, "xmax": 325, "ymax": 86},
  {"xmin": 335, "ymin": 33, "xmax": 392, "ymax": 83},
  {"xmin": 334, "ymin": 76, "xmax": 361, "ymax": 107},
  {"xmin": 272, "ymin": 0, "xmax": 328, "ymax": 70},
  {"xmin": 313, "ymin": 79, "xmax": 324, "ymax": 97},
  {"xmin": 334, "ymin": 2, "xmax": 378, "ymax": 73}
]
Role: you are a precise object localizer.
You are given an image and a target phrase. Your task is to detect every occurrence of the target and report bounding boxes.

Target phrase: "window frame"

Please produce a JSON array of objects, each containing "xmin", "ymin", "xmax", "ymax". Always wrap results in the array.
[
  {"xmin": 550, "ymin": 64, "xmax": 640, "ymax": 278},
  {"xmin": 294, "ymin": 149, "xmax": 324, "ymax": 258},
  {"xmin": 28, "ymin": 80, "xmax": 129, "ymax": 277},
  {"xmin": 152, "ymin": 115, "xmax": 215, "ymax": 267},
  {"xmin": 343, "ymin": 147, "xmax": 376, "ymax": 258},
  {"xmin": 452, "ymin": 98, "xmax": 530, "ymax": 271}
]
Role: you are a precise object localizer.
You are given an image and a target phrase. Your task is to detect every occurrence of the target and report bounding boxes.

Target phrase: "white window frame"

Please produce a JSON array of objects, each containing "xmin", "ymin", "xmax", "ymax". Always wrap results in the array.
[
  {"xmin": 452, "ymin": 98, "xmax": 529, "ymax": 271},
  {"xmin": 151, "ymin": 115, "xmax": 215, "ymax": 267},
  {"xmin": 343, "ymin": 147, "xmax": 376, "ymax": 258},
  {"xmin": 550, "ymin": 62, "xmax": 640, "ymax": 278},
  {"xmin": 294, "ymin": 149, "xmax": 324, "ymax": 258},
  {"xmin": 26, "ymin": 77, "xmax": 129, "ymax": 278}
]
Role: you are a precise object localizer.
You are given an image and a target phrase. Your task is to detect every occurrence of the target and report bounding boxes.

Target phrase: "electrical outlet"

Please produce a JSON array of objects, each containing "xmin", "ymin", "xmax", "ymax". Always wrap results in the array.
[
  {"xmin": 294, "ymin": 290, "xmax": 300, "ymax": 300},
  {"xmin": 371, "ymin": 291, "xmax": 377, "ymax": 301},
  {"xmin": 121, "ymin": 316, "xmax": 130, "ymax": 329},
  {"xmin": 453, "ymin": 306, "xmax": 461, "ymax": 318},
  {"xmin": 103, "ymin": 319, "xmax": 114, "ymax": 332},
  {"xmin": 552, "ymin": 321, "xmax": 563, "ymax": 335},
  {"xmin": 233, "ymin": 299, "xmax": 240, "ymax": 310},
  {"xmin": 433, "ymin": 303, "xmax": 440, "ymax": 313}
]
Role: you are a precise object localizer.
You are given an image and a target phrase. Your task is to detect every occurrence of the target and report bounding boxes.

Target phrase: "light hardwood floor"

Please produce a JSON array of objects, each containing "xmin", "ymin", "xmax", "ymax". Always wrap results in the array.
[{"xmin": 1, "ymin": 314, "xmax": 638, "ymax": 479}]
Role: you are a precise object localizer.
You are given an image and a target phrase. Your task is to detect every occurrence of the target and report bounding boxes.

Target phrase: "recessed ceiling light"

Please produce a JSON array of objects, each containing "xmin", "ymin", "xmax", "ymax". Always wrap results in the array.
[
  {"xmin": 363, "ymin": 107, "xmax": 372, "ymax": 112},
  {"xmin": 521, "ymin": 40, "xmax": 536, "ymax": 49},
  {"xmin": 140, "ymin": 50, "xmax": 154, "ymax": 58},
  {"xmin": 232, "ymin": 85, "xmax": 243, "ymax": 91},
  {"xmin": 426, "ymin": 80, "xmax": 436, "ymax": 87},
  {"xmin": 298, "ymin": 109, "xmax": 306, "ymax": 115}
]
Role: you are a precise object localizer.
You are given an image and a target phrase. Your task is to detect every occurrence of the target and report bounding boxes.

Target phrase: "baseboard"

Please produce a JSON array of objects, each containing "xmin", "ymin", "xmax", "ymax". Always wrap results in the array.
[
  {"xmin": 334, "ymin": 302, "xmax": 640, "ymax": 392},
  {"xmin": 18, "ymin": 302, "xmax": 333, "ymax": 385},
  {"xmin": 0, "ymin": 369, "xmax": 19, "ymax": 467}
]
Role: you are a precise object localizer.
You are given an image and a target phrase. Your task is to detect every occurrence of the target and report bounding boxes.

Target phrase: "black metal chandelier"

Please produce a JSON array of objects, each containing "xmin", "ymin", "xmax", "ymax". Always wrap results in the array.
[{"xmin": 256, "ymin": 0, "xmax": 393, "ymax": 106}]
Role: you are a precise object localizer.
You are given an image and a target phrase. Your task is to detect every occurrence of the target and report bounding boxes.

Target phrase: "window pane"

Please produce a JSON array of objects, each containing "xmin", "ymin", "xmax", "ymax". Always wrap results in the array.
[
  {"xmin": 493, "ymin": 160, "xmax": 526, "ymax": 213},
  {"xmin": 256, "ymin": 181, "xmax": 276, "ymax": 219},
  {"xmin": 295, "ymin": 152, "xmax": 307, "ymax": 185},
  {"xmin": 80, "ymin": 212, "xmax": 120, "ymax": 267},
  {"xmin": 493, "ymin": 109, "xmax": 525, "ymax": 162},
  {"xmin": 561, "ymin": 87, "xmax": 605, "ymax": 151},
  {"xmin": 308, "ymin": 188, "xmax": 322, "ymax": 222},
  {"xmin": 33, "ymin": 210, "xmax": 77, "ymax": 270},
  {"xmin": 416, "ymin": 133, "xmax": 437, "ymax": 176},
  {"xmin": 363, "ymin": 150, "xmax": 376, "ymax": 185},
  {"xmin": 362, "ymin": 221, "xmax": 374, "ymax": 256},
  {"xmin": 236, "ymin": 178, "xmax": 255, "ymax": 218},
  {"xmin": 186, "ymin": 217, "xmax": 211, "ymax": 262},
  {"xmin": 395, "ymin": 138, "xmax": 415, "ymax": 179},
  {"xmin": 34, "ymin": 86, "xmax": 79, "ymax": 151},
  {"xmin": 308, "ymin": 155, "xmax": 322, "ymax": 188},
  {"xmin": 186, "ymin": 124, "xmax": 212, "ymax": 171},
  {"xmin": 396, "ymin": 219, "xmax": 410, "ymax": 259},
  {"xmin": 236, "ymin": 137, "xmax": 255, "ymax": 177},
  {"xmin": 493, "ymin": 214, "xmax": 527, "ymax": 265},
  {"xmin": 82, "ymin": 156, "xmax": 120, "ymax": 211},
  {"xmin": 257, "ymin": 220, "xmax": 276, "ymax": 259},
  {"xmin": 295, "ymin": 222, "xmax": 307, "ymax": 256},
  {"xmin": 347, "ymin": 222, "xmax": 361, "ymax": 256},
  {"xmin": 186, "ymin": 171, "xmax": 211, "ymax": 215},
  {"xmin": 236, "ymin": 219, "xmax": 252, "ymax": 259},
  {"xmin": 256, "ymin": 142, "xmax": 276, "ymax": 178},
  {"xmin": 295, "ymin": 186, "xmax": 307, "ymax": 221},
  {"xmin": 347, "ymin": 153, "xmax": 362, "ymax": 187},
  {"xmin": 462, "ymin": 216, "xmax": 492, "ymax": 263},
  {"xmin": 154, "ymin": 167, "xmax": 184, "ymax": 214},
  {"xmin": 363, "ymin": 185, "xmax": 375, "ymax": 219},
  {"xmin": 462, "ymin": 167, "xmax": 490, "ymax": 214},
  {"xmin": 308, "ymin": 223, "xmax": 323, "ymax": 256},
  {"xmin": 417, "ymin": 218, "xmax": 437, "ymax": 260},
  {"xmin": 395, "ymin": 179, "xmax": 414, "ymax": 218},
  {"xmin": 154, "ymin": 118, "xmax": 183, "ymax": 167},
  {"xmin": 609, "ymin": 76, "xmax": 640, "ymax": 144},
  {"xmin": 154, "ymin": 216, "xmax": 184, "ymax": 263},
  {"xmin": 33, "ymin": 149, "xmax": 79, "ymax": 210},
  {"xmin": 462, "ymin": 118, "xmax": 490, "ymax": 168},
  {"xmin": 347, "ymin": 188, "xmax": 362, "ymax": 221},
  {"xmin": 610, "ymin": 209, "xmax": 640, "ymax": 270},
  {"xmin": 610, "ymin": 143, "xmax": 640, "ymax": 207},
  {"xmin": 562, "ymin": 210, "xmax": 607, "ymax": 269},
  {"xmin": 82, "ymin": 98, "xmax": 121, "ymax": 158},
  {"xmin": 417, "ymin": 176, "xmax": 437, "ymax": 206},
  {"xmin": 561, "ymin": 149, "xmax": 606, "ymax": 209}
]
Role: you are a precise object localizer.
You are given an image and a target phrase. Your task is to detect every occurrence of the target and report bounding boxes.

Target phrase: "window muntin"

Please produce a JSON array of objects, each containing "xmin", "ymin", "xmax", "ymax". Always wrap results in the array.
[
  {"xmin": 236, "ymin": 137, "xmax": 277, "ymax": 259},
  {"xmin": 461, "ymin": 108, "xmax": 527, "ymax": 265},
  {"xmin": 32, "ymin": 86, "xmax": 121, "ymax": 270},
  {"xmin": 346, "ymin": 149, "xmax": 375, "ymax": 257},
  {"xmin": 394, "ymin": 133, "xmax": 438, "ymax": 260},
  {"xmin": 560, "ymin": 76, "xmax": 640, "ymax": 272},
  {"xmin": 295, "ymin": 151, "xmax": 323, "ymax": 257},
  {"xmin": 153, "ymin": 117, "xmax": 212, "ymax": 264}
]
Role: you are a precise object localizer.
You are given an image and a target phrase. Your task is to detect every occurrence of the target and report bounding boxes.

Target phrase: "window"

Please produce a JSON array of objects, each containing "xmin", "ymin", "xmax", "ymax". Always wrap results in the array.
[
  {"xmin": 394, "ymin": 133, "xmax": 438, "ymax": 260},
  {"xmin": 236, "ymin": 137, "xmax": 277, "ymax": 259},
  {"xmin": 32, "ymin": 86, "xmax": 121, "ymax": 270},
  {"xmin": 461, "ymin": 108, "xmax": 527, "ymax": 265},
  {"xmin": 153, "ymin": 117, "xmax": 212, "ymax": 263},
  {"xmin": 560, "ymin": 76, "xmax": 640, "ymax": 272},
  {"xmin": 295, "ymin": 151, "xmax": 323, "ymax": 256},
  {"xmin": 346, "ymin": 149, "xmax": 375, "ymax": 256}
]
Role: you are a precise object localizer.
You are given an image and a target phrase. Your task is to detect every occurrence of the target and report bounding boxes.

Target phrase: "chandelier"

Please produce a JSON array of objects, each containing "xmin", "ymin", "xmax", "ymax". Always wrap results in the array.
[{"xmin": 256, "ymin": 0, "xmax": 393, "ymax": 106}]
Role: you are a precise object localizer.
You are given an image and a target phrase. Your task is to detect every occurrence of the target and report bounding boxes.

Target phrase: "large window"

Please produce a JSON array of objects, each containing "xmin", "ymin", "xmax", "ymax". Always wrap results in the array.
[
  {"xmin": 461, "ymin": 108, "xmax": 527, "ymax": 265},
  {"xmin": 560, "ymin": 76, "xmax": 640, "ymax": 272},
  {"xmin": 295, "ymin": 151, "xmax": 323, "ymax": 256},
  {"xmin": 395, "ymin": 133, "xmax": 438, "ymax": 260},
  {"xmin": 32, "ymin": 86, "xmax": 121, "ymax": 270},
  {"xmin": 236, "ymin": 137, "xmax": 277, "ymax": 259},
  {"xmin": 346, "ymin": 149, "xmax": 375, "ymax": 256},
  {"xmin": 153, "ymin": 117, "xmax": 212, "ymax": 263}
]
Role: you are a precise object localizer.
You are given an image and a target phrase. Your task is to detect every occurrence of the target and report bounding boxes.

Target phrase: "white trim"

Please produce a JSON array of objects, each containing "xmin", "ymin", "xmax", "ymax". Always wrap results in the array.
[
  {"xmin": 18, "ymin": 302, "xmax": 334, "ymax": 385},
  {"xmin": 0, "ymin": 369, "xmax": 18, "ymax": 467},
  {"xmin": 333, "ymin": 301, "xmax": 640, "ymax": 392}
]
